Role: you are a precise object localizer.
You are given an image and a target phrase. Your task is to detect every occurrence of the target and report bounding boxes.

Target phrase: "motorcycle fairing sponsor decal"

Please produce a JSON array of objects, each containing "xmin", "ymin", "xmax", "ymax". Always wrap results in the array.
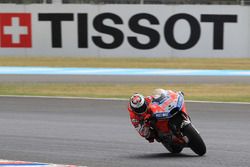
[
  {"xmin": 154, "ymin": 112, "xmax": 169, "ymax": 119},
  {"xmin": 152, "ymin": 100, "xmax": 178, "ymax": 119},
  {"xmin": 131, "ymin": 119, "xmax": 139, "ymax": 123}
]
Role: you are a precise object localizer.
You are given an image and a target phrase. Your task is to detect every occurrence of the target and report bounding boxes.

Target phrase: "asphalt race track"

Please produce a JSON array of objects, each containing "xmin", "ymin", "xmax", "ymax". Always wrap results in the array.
[{"xmin": 0, "ymin": 96, "xmax": 249, "ymax": 167}]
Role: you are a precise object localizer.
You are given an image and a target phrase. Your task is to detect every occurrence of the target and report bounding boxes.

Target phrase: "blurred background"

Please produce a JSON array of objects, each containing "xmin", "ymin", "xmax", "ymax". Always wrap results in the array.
[
  {"xmin": 0, "ymin": 0, "xmax": 249, "ymax": 101},
  {"xmin": 0, "ymin": 0, "xmax": 249, "ymax": 5}
]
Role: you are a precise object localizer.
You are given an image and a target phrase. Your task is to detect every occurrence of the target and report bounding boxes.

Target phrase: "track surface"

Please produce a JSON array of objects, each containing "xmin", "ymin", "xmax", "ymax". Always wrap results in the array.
[{"xmin": 0, "ymin": 97, "xmax": 249, "ymax": 167}]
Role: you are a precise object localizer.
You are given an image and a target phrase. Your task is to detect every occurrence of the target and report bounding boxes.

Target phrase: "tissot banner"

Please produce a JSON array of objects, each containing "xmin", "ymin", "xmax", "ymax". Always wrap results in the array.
[{"xmin": 0, "ymin": 5, "xmax": 249, "ymax": 57}]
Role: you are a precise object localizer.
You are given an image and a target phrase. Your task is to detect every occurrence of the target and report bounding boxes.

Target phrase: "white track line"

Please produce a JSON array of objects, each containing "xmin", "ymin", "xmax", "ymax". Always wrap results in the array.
[{"xmin": 0, "ymin": 95, "xmax": 249, "ymax": 105}]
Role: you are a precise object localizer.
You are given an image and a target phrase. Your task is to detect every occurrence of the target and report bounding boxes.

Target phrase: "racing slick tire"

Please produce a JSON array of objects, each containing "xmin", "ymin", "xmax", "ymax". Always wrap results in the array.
[
  {"xmin": 162, "ymin": 142, "xmax": 183, "ymax": 154},
  {"xmin": 182, "ymin": 123, "xmax": 206, "ymax": 156}
]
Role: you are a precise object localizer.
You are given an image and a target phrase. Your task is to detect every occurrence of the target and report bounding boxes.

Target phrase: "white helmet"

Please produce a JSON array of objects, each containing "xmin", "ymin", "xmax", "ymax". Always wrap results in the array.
[{"xmin": 129, "ymin": 93, "xmax": 147, "ymax": 114}]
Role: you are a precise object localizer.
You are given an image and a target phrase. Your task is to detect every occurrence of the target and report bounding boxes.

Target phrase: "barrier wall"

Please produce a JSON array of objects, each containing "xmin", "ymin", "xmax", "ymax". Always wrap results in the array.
[{"xmin": 0, "ymin": 4, "xmax": 249, "ymax": 57}]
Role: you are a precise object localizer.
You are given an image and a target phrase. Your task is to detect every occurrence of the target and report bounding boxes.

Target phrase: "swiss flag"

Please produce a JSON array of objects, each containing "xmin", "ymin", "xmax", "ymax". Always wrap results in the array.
[{"xmin": 0, "ymin": 13, "xmax": 32, "ymax": 48}]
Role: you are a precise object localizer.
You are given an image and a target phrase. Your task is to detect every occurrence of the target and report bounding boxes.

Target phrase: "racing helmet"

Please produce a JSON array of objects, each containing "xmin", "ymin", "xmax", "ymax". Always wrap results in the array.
[
  {"xmin": 152, "ymin": 88, "xmax": 168, "ymax": 102},
  {"xmin": 129, "ymin": 94, "xmax": 147, "ymax": 114}
]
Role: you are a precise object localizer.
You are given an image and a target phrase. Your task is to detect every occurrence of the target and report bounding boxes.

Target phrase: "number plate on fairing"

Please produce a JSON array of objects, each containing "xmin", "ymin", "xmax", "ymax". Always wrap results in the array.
[{"xmin": 154, "ymin": 112, "xmax": 169, "ymax": 119}]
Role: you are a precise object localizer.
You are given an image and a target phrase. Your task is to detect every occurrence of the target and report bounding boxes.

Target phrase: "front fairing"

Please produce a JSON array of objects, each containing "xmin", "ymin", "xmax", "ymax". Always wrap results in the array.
[
  {"xmin": 151, "ymin": 92, "xmax": 185, "ymax": 119},
  {"xmin": 149, "ymin": 92, "xmax": 189, "ymax": 146}
]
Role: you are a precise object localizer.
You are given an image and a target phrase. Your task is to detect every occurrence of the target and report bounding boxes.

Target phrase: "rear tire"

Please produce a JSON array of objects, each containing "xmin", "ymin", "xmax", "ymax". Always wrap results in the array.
[
  {"xmin": 182, "ymin": 124, "xmax": 206, "ymax": 156},
  {"xmin": 170, "ymin": 145, "xmax": 183, "ymax": 154},
  {"xmin": 162, "ymin": 142, "xmax": 183, "ymax": 154}
]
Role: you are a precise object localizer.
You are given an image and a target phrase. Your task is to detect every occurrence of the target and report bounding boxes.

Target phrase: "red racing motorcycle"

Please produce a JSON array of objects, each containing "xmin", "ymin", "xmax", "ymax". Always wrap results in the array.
[{"xmin": 148, "ymin": 91, "xmax": 206, "ymax": 156}]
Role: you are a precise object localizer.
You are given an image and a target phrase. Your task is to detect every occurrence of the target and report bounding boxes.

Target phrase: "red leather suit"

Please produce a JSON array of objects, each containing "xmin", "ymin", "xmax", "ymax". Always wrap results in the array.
[{"xmin": 127, "ymin": 96, "xmax": 153, "ymax": 139}]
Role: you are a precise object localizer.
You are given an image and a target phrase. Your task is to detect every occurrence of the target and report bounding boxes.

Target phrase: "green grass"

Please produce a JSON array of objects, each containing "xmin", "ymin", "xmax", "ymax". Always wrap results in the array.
[
  {"xmin": 0, "ymin": 83, "xmax": 249, "ymax": 102},
  {"xmin": 0, "ymin": 57, "xmax": 249, "ymax": 69},
  {"xmin": 0, "ymin": 57, "xmax": 249, "ymax": 102}
]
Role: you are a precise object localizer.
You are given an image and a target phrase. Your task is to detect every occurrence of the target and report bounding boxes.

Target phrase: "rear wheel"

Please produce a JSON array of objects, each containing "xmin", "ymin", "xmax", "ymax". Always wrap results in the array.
[
  {"xmin": 162, "ymin": 142, "xmax": 183, "ymax": 154},
  {"xmin": 182, "ymin": 124, "xmax": 206, "ymax": 156}
]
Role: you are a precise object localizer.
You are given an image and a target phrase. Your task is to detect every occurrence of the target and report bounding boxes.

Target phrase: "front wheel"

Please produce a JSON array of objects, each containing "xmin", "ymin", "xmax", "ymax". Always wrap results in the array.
[{"xmin": 182, "ymin": 124, "xmax": 206, "ymax": 156}]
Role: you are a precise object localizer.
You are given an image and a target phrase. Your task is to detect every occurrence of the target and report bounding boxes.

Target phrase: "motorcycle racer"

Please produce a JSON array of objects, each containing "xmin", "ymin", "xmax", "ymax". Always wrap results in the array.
[
  {"xmin": 128, "ymin": 93, "xmax": 155, "ymax": 142},
  {"xmin": 128, "ymin": 89, "xmax": 184, "ymax": 143},
  {"xmin": 128, "ymin": 89, "xmax": 206, "ymax": 156}
]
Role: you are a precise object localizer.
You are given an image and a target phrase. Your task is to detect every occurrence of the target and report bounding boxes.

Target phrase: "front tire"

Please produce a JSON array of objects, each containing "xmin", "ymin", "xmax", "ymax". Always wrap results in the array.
[{"xmin": 182, "ymin": 124, "xmax": 206, "ymax": 156}]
